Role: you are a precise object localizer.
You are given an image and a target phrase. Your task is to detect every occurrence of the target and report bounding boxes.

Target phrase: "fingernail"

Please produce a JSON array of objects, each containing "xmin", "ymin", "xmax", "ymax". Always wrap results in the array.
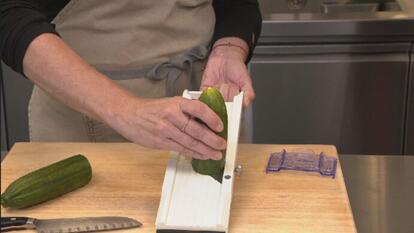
[
  {"xmin": 221, "ymin": 140, "xmax": 227, "ymax": 150},
  {"xmin": 196, "ymin": 154, "xmax": 208, "ymax": 160},
  {"xmin": 217, "ymin": 122, "xmax": 223, "ymax": 132},
  {"xmin": 212, "ymin": 152, "xmax": 222, "ymax": 160}
]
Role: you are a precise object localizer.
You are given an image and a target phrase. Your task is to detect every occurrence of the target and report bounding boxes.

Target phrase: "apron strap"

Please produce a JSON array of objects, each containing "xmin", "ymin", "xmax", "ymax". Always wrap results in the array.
[{"xmin": 97, "ymin": 46, "xmax": 209, "ymax": 96}]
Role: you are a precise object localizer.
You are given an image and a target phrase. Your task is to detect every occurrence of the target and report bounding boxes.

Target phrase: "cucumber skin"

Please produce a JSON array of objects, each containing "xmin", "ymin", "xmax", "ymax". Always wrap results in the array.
[
  {"xmin": 192, "ymin": 87, "xmax": 228, "ymax": 176},
  {"xmin": 1, "ymin": 154, "xmax": 92, "ymax": 209}
]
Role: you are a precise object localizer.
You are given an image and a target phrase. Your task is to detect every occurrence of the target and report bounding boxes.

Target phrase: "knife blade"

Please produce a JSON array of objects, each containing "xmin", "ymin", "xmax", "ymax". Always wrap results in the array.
[{"xmin": 0, "ymin": 216, "xmax": 142, "ymax": 233}]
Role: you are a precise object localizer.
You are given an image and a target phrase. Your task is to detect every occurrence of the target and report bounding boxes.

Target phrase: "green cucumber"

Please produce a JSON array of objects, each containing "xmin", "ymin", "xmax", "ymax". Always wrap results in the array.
[
  {"xmin": 1, "ymin": 154, "xmax": 92, "ymax": 209},
  {"xmin": 192, "ymin": 87, "xmax": 228, "ymax": 176}
]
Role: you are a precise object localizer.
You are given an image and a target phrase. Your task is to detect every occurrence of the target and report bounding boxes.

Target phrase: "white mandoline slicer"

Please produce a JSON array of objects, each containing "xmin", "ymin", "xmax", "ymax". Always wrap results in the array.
[{"xmin": 155, "ymin": 90, "xmax": 244, "ymax": 233}]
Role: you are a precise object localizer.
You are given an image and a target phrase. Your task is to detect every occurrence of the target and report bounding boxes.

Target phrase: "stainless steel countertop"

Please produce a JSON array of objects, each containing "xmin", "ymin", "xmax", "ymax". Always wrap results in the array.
[
  {"xmin": 259, "ymin": 0, "xmax": 414, "ymax": 44},
  {"xmin": 262, "ymin": 0, "xmax": 414, "ymax": 21},
  {"xmin": 339, "ymin": 154, "xmax": 414, "ymax": 233}
]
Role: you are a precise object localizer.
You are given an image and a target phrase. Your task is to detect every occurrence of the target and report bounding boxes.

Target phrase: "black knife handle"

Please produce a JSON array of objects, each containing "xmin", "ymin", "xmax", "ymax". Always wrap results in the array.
[{"xmin": 0, "ymin": 217, "xmax": 33, "ymax": 231}]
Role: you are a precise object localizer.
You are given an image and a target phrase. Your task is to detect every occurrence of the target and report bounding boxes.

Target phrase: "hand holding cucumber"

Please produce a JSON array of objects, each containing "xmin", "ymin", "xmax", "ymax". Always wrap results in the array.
[
  {"xmin": 0, "ymin": 89, "xmax": 229, "ymax": 209},
  {"xmin": 107, "ymin": 95, "xmax": 227, "ymax": 160}
]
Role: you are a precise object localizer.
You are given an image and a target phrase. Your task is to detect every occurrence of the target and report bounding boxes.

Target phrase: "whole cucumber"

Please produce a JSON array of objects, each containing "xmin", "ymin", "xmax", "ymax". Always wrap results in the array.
[
  {"xmin": 192, "ymin": 87, "xmax": 228, "ymax": 176},
  {"xmin": 1, "ymin": 154, "xmax": 92, "ymax": 209}
]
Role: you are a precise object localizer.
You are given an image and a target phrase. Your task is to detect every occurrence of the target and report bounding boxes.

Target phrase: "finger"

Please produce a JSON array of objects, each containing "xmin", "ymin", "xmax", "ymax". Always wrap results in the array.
[
  {"xmin": 228, "ymin": 84, "xmax": 241, "ymax": 102},
  {"xmin": 138, "ymin": 124, "xmax": 209, "ymax": 160},
  {"xmin": 184, "ymin": 117, "xmax": 227, "ymax": 151},
  {"xmin": 239, "ymin": 72, "xmax": 255, "ymax": 107},
  {"xmin": 242, "ymin": 83, "xmax": 255, "ymax": 107},
  {"xmin": 179, "ymin": 99, "xmax": 224, "ymax": 132},
  {"xmin": 164, "ymin": 122, "xmax": 223, "ymax": 160},
  {"xmin": 168, "ymin": 111, "xmax": 226, "ymax": 151},
  {"xmin": 200, "ymin": 69, "xmax": 218, "ymax": 91},
  {"xmin": 220, "ymin": 83, "xmax": 240, "ymax": 102},
  {"xmin": 219, "ymin": 83, "xmax": 231, "ymax": 102},
  {"xmin": 163, "ymin": 98, "xmax": 225, "ymax": 151},
  {"xmin": 165, "ymin": 139, "xmax": 210, "ymax": 160},
  {"xmin": 159, "ymin": 137, "xmax": 208, "ymax": 160}
]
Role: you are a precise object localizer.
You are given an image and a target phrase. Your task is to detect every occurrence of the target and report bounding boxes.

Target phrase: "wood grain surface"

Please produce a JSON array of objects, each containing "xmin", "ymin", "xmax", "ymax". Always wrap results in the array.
[{"xmin": 1, "ymin": 143, "xmax": 356, "ymax": 233}]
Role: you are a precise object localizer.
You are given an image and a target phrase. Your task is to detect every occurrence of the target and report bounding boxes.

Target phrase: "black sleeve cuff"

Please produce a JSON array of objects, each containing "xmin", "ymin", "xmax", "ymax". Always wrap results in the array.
[
  {"xmin": 212, "ymin": 0, "xmax": 262, "ymax": 62},
  {"xmin": 15, "ymin": 23, "xmax": 58, "ymax": 75},
  {"xmin": 1, "ymin": 2, "xmax": 59, "ymax": 75}
]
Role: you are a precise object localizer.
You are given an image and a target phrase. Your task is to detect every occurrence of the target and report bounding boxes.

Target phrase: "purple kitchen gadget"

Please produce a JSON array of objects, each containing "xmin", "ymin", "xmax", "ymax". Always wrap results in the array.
[{"xmin": 266, "ymin": 150, "xmax": 337, "ymax": 178}]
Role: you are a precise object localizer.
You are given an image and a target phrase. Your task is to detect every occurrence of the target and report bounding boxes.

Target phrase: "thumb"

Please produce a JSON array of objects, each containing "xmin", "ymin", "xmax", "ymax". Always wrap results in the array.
[{"xmin": 240, "ymin": 80, "xmax": 255, "ymax": 107}]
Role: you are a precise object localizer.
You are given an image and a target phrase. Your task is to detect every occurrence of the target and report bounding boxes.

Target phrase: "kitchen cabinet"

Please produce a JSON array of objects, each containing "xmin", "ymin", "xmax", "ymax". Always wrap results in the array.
[
  {"xmin": 1, "ymin": 63, "xmax": 33, "ymax": 148},
  {"xmin": 340, "ymin": 154, "xmax": 414, "ymax": 232},
  {"xmin": 1, "ymin": 94, "xmax": 6, "ymax": 156},
  {"xmin": 1, "ymin": 64, "xmax": 8, "ymax": 157},
  {"xmin": 405, "ymin": 50, "xmax": 414, "ymax": 154},
  {"xmin": 249, "ymin": 43, "xmax": 411, "ymax": 155}
]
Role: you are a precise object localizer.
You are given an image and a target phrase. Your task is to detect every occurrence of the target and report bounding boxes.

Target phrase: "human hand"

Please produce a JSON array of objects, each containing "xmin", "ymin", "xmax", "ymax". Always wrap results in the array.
[
  {"xmin": 201, "ymin": 38, "xmax": 255, "ymax": 107},
  {"xmin": 107, "ymin": 96, "xmax": 226, "ymax": 160}
]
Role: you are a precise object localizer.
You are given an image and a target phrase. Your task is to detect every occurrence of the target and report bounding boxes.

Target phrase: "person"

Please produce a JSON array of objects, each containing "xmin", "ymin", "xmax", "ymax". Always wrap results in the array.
[{"xmin": 0, "ymin": 0, "xmax": 262, "ymax": 160}]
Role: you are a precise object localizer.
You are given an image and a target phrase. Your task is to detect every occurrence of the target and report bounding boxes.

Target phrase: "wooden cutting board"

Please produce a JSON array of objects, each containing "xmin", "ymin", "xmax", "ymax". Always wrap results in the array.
[{"xmin": 1, "ymin": 143, "xmax": 356, "ymax": 233}]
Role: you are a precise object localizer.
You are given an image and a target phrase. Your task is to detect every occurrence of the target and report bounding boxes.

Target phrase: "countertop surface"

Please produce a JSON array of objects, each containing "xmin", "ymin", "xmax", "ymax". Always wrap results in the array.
[
  {"xmin": 339, "ymin": 154, "xmax": 414, "ymax": 233},
  {"xmin": 3, "ymin": 143, "xmax": 413, "ymax": 233},
  {"xmin": 1, "ymin": 143, "xmax": 356, "ymax": 233}
]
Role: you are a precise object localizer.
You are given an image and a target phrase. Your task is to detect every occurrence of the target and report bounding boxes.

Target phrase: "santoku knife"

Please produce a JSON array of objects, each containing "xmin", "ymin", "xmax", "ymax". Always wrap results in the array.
[{"xmin": 0, "ymin": 216, "xmax": 142, "ymax": 233}]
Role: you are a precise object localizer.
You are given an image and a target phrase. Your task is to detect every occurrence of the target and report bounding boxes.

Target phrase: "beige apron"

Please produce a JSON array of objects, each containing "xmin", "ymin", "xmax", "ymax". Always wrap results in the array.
[{"xmin": 28, "ymin": 0, "xmax": 215, "ymax": 142}]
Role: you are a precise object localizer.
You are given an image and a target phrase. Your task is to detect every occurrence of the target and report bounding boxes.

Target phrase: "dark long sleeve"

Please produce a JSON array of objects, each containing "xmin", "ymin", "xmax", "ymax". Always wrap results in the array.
[
  {"xmin": 0, "ymin": 0, "xmax": 68, "ymax": 74},
  {"xmin": 212, "ymin": 0, "xmax": 262, "ymax": 62}
]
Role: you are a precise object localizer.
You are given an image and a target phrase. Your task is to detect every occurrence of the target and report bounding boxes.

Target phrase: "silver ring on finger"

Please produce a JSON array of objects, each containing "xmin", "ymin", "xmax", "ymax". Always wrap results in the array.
[{"xmin": 181, "ymin": 116, "xmax": 192, "ymax": 133}]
